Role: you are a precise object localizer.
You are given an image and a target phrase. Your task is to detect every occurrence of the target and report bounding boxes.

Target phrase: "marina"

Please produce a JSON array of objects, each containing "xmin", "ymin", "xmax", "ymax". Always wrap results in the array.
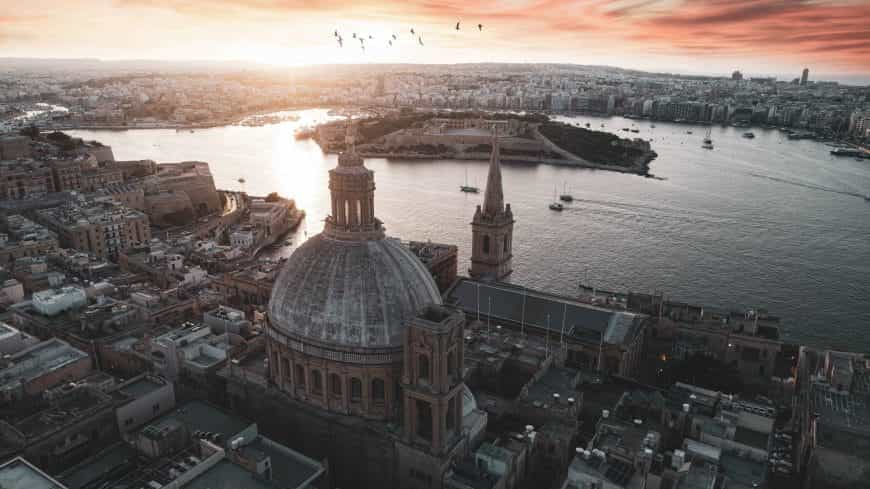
[{"xmin": 68, "ymin": 108, "xmax": 870, "ymax": 351}]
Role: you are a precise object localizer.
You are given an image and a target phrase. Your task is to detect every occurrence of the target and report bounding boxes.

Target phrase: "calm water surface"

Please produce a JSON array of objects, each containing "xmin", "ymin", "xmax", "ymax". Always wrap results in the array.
[{"xmin": 70, "ymin": 109, "xmax": 870, "ymax": 351}]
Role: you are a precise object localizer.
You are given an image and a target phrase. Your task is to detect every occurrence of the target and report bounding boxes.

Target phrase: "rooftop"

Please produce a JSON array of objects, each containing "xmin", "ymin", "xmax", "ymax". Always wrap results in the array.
[
  {"xmin": 117, "ymin": 375, "xmax": 167, "ymax": 399},
  {"xmin": 184, "ymin": 459, "xmax": 275, "ymax": 489},
  {"xmin": 36, "ymin": 196, "xmax": 146, "ymax": 228},
  {"xmin": 0, "ymin": 457, "xmax": 68, "ymax": 489},
  {"xmin": 242, "ymin": 436, "xmax": 324, "ymax": 488},
  {"xmin": 0, "ymin": 338, "xmax": 89, "ymax": 393},
  {"xmin": 166, "ymin": 400, "xmax": 252, "ymax": 442},
  {"xmin": 10, "ymin": 387, "xmax": 113, "ymax": 440},
  {"xmin": 2, "ymin": 214, "xmax": 56, "ymax": 245},
  {"xmin": 523, "ymin": 366, "xmax": 580, "ymax": 407},
  {"xmin": 446, "ymin": 279, "xmax": 645, "ymax": 346}
]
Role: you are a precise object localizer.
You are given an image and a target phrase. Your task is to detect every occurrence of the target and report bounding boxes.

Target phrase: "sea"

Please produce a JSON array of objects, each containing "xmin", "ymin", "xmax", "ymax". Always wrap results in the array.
[{"xmin": 69, "ymin": 109, "xmax": 870, "ymax": 352}]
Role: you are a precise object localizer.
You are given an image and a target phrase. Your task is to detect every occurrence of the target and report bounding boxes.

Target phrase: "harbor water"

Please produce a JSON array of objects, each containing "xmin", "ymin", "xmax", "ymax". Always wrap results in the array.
[{"xmin": 69, "ymin": 109, "xmax": 870, "ymax": 351}]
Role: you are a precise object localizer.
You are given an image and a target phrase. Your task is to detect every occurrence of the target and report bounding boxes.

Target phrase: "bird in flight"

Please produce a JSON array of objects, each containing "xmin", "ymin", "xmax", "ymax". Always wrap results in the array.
[
  {"xmin": 337, "ymin": 37, "xmax": 343, "ymax": 47},
  {"xmin": 334, "ymin": 29, "xmax": 338, "ymax": 37},
  {"xmin": 456, "ymin": 21, "xmax": 460, "ymax": 31},
  {"xmin": 369, "ymin": 35, "xmax": 373, "ymax": 40},
  {"xmin": 352, "ymin": 32, "xmax": 356, "ymax": 39},
  {"xmin": 418, "ymin": 36, "xmax": 424, "ymax": 46},
  {"xmin": 392, "ymin": 34, "xmax": 397, "ymax": 40},
  {"xmin": 410, "ymin": 28, "xmax": 415, "ymax": 35},
  {"xmin": 478, "ymin": 23, "xmax": 483, "ymax": 31},
  {"xmin": 388, "ymin": 40, "xmax": 393, "ymax": 47}
]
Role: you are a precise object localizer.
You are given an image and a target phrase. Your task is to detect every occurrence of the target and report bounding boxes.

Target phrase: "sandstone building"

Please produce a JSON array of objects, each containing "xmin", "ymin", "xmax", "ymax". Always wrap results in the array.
[{"xmin": 469, "ymin": 136, "xmax": 514, "ymax": 281}]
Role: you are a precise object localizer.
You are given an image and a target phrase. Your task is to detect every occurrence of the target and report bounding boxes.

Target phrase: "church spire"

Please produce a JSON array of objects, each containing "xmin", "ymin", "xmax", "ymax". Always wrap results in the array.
[
  {"xmin": 469, "ymin": 131, "xmax": 514, "ymax": 281},
  {"xmin": 481, "ymin": 135, "xmax": 504, "ymax": 218}
]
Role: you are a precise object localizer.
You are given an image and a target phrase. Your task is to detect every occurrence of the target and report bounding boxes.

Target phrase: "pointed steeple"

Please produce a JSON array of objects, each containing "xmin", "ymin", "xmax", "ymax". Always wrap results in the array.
[
  {"xmin": 470, "ymin": 127, "xmax": 514, "ymax": 281},
  {"xmin": 481, "ymin": 135, "xmax": 504, "ymax": 218}
]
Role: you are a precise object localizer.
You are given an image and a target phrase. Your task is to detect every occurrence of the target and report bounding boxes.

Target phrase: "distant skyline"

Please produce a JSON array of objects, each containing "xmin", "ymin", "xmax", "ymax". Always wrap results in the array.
[{"xmin": 2, "ymin": 0, "xmax": 869, "ymax": 83}]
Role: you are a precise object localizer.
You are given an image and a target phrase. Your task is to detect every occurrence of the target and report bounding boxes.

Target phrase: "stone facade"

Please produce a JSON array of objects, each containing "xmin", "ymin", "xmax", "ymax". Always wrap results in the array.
[
  {"xmin": 258, "ymin": 123, "xmax": 475, "ymax": 489},
  {"xmin": 470, "ymin": 137, "xmax": 514, "ymax": 281},
  {"xmin": 148, "ymin": 162, "xmax": 221, "ymax": 217}
]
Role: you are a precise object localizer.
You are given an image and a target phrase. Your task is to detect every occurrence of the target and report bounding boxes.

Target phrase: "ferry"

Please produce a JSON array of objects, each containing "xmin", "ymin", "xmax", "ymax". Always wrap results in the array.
[
  {"xmin": 831, "ymin": 148, "xmax": 869, "ymax": 159},
  {"xmin": 742, "ymin": 132, "xmax": 755, "ymax": 139}
]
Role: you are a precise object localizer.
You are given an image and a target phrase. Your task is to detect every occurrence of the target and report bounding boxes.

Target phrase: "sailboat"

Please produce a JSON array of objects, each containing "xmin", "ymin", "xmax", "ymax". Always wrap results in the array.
[
  {"xmin": 559, "ymin": 182, "xmax": 574, "ymax": 202},
  {"xmin": 702, "ymin": 127, "xmax": 714, "ymax": 149},
  {"xmin": 549, "ymin": 185, "xmax": 564, "ymax": 211},
  {"xmin": 460, "ymin": 168, "xmax": 479, "ymax": 193}
]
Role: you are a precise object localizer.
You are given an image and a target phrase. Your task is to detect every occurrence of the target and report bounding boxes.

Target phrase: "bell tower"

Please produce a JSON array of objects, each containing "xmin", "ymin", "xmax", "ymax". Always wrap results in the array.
[
  {"xmin": 324, "ymin": 119, "xmax": 385, "ymax": 241},
  {"xmin": 470, "ymin": 135, "xmax": 514, "ymax": 280},
  {"xmin": 398, "ymin": 305, "xmax": 465, "ymax": 488}
]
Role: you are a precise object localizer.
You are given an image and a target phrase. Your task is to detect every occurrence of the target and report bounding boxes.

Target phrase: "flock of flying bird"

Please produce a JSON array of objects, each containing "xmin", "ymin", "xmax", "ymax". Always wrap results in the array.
[{"xmin": 334, "ymin": 21, "xmax": 484, "ymax": 53}]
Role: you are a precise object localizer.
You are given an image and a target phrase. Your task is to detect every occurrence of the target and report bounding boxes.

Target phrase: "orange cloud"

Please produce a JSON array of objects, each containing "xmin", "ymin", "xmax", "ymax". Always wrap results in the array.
[{"xmin": 3, "ymin": 0, "xmax": 868, "ymax": 75}]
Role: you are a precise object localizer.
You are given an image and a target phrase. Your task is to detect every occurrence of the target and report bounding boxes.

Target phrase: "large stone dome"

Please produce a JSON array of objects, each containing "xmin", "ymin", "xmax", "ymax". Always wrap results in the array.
[{"xmin": 268, "ymin": 233, "xmax": 442, "ymax": 350}]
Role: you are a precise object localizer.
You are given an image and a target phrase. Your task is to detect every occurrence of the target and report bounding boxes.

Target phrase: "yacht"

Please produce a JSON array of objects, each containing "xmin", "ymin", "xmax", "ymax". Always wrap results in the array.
[
  {"xmin": 549, "ymin": 186, "xmax": 564, "ymax": 211},
  {"xmin": 742, "ymin": 132, "xmax": 755, "ymax": 139},
  {"xmin": 559, "ymin": 183, "xmax": 574, "ymax": 202},
  {"xmin": 460, "ymin": 168, "xmax": 479, "ymax": 193},
  {"xmin": 702, "ymin": 127, "xmax": 714, "ymax": 149}
]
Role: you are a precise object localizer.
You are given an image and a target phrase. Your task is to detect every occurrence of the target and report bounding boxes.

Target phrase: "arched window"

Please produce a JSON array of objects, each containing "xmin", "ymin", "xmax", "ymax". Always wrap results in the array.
[
  {"xmin": 372, "ymin": 378, "xmax": 385, "ymax": 401},
  {"xmin": 329, "ymin": 373, "xmax": 342, "ymax": 396},
  {"xmin": 418, "ymin": 354, "xmax": 430, "ymax": 383},
  {"xmin": 281, "ymin": 358, "xmax": 290, "ymax": 384},
  {"xmin": 311, "ymin": 370, "xmax": 323, "ymax": 394},
  {"xmin": 482, "ymin": 235, "xmax": 490, "ymax": 254},
  {"xmin": 295, "ymin": 364, "xmax": 306, "ymax": 387},
  {"xmin": 350, "ymin": 378, "xmax": 362, "ymax": 400}
]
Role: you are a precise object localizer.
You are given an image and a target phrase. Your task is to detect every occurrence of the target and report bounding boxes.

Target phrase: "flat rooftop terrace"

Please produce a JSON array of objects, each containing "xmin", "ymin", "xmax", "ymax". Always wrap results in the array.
[
  {"xmin": 812, "ymin": 381, "xmax": 870, "ymax": 436},
  {"xmin": 446, "ymin": 279, "xmax": 644, "ymax": 346},
  {"xmin": 0, "ymin": 457, "xmax": 67, "ymax": 489},
  {"xmin": 0, "ymin": 339, "xmax": 88, "ymax": 391},
  {"xmin": 184, "ymin": 459, "xmax": 274, "ymax": 489},
  {"xmin": 242, "ymin": 436, "xmax": 323, "ymax": 488},
  {"xmin": 118, "ymin": 376, "xmax": 166, "ymax": 399},
  {"xmin": 166, "ymin": 401, "xmax": 252, "ymax": 441}
]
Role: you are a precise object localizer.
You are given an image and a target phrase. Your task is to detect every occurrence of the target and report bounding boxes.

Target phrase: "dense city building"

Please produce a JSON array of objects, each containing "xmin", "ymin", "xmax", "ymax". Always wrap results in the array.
[{"xmin": 34, "ymin": 196, "xmax": 151, "ymax": 259}]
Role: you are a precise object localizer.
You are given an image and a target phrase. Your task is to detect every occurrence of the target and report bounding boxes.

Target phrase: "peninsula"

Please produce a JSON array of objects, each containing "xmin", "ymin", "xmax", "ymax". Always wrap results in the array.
[{"xmin": 306, "ymin": 110, "xmax": 658, "ymax": 175}]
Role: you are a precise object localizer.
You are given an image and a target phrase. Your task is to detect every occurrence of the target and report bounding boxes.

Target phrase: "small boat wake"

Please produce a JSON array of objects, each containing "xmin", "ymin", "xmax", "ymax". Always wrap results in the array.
[{"xmin": 747, "ymin": 172, "xmax": 867, "ymax": 200}]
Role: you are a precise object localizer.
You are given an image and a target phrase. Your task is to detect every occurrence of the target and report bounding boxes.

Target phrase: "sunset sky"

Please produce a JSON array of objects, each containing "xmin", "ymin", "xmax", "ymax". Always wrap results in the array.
[{"xmin": 2, "ymin": 0, "xmax": 869, "ymax": 81}]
